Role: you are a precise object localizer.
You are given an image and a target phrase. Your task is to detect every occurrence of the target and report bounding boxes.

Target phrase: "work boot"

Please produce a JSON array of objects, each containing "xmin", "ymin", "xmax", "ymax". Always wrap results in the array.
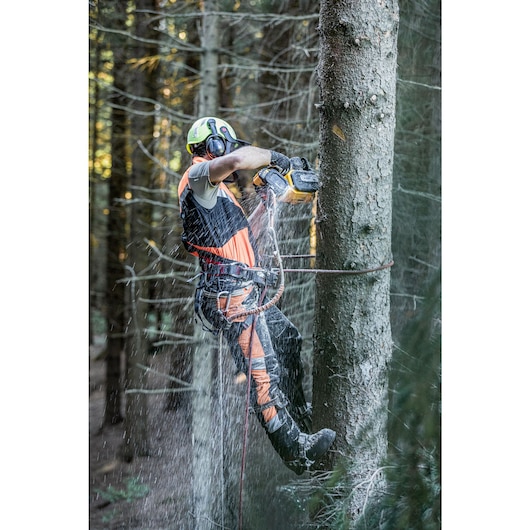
[{"xmin": 267, "ymin": 409, "xmax": 336, "ymax": 475}]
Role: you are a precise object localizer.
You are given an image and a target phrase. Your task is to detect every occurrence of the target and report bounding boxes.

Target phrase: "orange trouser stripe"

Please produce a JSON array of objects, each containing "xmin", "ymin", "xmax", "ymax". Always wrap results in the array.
[{"xmin": 237, "ymin": 322, "xmax": 276, "ymax": 424}]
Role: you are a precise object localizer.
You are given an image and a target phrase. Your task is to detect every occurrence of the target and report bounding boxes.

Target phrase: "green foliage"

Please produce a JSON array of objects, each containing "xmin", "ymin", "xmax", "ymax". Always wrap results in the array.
[
  {"xmin": 381, "ymin": 276, "xmax": 441, "ymax": 529},
  {"xmin": 377, "ymin": 0, "xmax": 441, "ymax": 521},
  {"xmin": 306, "ymin": 461, "xmax": 350, "ymax": 528},
  {"xmin": 303, "ymin": 276, "xmax": 440, "ymax": 530},
  {"xmin": 101, "ymin": 508, "xmax": 118, "ymax": 524},
  {"xmin": 94, "ymin": 476, "xmax": 150, "ymax": 504}
]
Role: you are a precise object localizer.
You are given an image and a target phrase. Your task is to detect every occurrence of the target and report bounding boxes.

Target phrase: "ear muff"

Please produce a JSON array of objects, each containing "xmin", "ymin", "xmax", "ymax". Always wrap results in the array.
[
  {"xmin": 205, "ymin": 135, "xmax": 226, "ymax": 157},
  {"xmin": 205, "ymin": 118, "xmax": 226, "ymax": 158}
]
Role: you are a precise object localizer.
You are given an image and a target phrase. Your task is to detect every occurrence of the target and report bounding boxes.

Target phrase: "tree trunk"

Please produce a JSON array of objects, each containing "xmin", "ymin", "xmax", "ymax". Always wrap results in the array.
[
  {"xmin": 102, "ymin": 0, "xmax": 129, "ymax": 427},
  {"xmin": 122, "ymin": 0, "xmax": 159, "ymax": 461},
  {"xmin": 313, "ymin": 0, "xmax": 399, "ymax": 522},
  {"xmin": 165, "ymin": 11, "xmax": 200, "ymax": 412},
  {"xmin": 89, "ymin": 3, "xmax": 101, "ymax": 348},
  {"xmin": 199, "ymin": 0, "xmax": 219, "ymax": 113},
  {"xmin": 191, "ymin": 1, "xmax": 221, "ymax": 527}
]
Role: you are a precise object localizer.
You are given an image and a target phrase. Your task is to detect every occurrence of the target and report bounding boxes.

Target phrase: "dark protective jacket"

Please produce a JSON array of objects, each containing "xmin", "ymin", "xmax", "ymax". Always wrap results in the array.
[{"xmin": 178, "ymin": 156, "xmax": 259, "ymax": 267}]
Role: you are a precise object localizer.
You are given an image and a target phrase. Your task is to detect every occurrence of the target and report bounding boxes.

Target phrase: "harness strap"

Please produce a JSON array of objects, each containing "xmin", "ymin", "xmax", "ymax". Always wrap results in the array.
[{"xmin": 201, "ymin": 261, "xmax": 278, "ymax": 288}]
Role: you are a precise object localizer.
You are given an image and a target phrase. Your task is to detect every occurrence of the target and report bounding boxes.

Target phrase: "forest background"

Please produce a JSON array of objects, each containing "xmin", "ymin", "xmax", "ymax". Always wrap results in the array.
[{"xmin": 2, "ymin": 1, "xmax": 530, "ymax": 530}]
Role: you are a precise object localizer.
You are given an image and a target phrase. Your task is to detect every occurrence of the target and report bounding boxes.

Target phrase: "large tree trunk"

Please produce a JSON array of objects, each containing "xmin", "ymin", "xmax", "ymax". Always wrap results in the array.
[
  {"xmin": 313, "ymin": 0, "xmax": 399, "ymax": 522},
  {"xmin": 122, "ymin": 0, "xmax": 159, "ymax": 461}
]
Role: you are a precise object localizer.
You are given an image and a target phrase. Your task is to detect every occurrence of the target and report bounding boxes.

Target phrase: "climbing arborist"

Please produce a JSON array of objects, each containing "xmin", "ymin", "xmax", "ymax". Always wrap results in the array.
[{"xmin": 178, "ymin": 116, "xmax": 336, "ymax": 475}]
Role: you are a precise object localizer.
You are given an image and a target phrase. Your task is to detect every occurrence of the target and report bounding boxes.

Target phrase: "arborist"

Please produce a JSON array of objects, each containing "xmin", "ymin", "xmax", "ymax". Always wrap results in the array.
[{"xmin": 178, "ymin": 116, "xmax": 335, "ymax": 475}]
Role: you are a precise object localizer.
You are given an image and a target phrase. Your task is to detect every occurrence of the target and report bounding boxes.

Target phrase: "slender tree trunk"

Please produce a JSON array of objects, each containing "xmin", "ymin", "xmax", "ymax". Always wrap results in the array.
[
  {"xmin": 313, "ymin": 0, "xmax": 399, "ymax": 522},
  {"xmin": 122, "ymin": 0, "xmax": 159, "ymax": 461},
  {"xmin": 191, "ymin": 1, "xmax": 221, "ymax": 527},
  {"xmin": 89, "ymin": 3, "xmax": 101, "ymax": 348},
  {"xmin": 200, "ymin": 0, "xmax": 219, "ymax": 113},
  {"xmin": 165, "ymin": 12, "xmax": 200, "ymax": 412},
  {"xmin": 103, "ymin": 0, "xmax": 129, "ymax": 427},
  {"xmin": 104, "ymin": 96, "xmax": 127, "ymax": 425}
]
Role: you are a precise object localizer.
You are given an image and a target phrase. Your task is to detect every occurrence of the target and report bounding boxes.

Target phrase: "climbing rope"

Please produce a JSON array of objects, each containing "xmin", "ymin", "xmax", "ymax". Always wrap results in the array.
[
  {"xmin": 227, "ymin": 196, "xmax": 394, "ymax": 323},
  {"xmin": 273, "ymin": 253, "xmax": 394, "ymax": 275},
  {"xmin": 235, "ymin": 191, "xmax": 279, "ymax": 530},
  {"xmin": 283, "ymin": 260, "xmax": 394, "ymax": 275},
  {"xmin": 237, "ymin": 286, "xmax": 267, "ymax": 530},
  {"xmin": 217, "ymin": 332, "xmax": 227, "ymax": 528},
  {"xmin": 227, "ymin": 192, "xmax": 285, "ymax": 323}
]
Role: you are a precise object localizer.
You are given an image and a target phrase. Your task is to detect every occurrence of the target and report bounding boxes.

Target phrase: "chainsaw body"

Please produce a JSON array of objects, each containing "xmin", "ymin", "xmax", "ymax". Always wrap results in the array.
[{"xmin": 253, "ymin": 157, "xmax": 319, "ymax": 204}]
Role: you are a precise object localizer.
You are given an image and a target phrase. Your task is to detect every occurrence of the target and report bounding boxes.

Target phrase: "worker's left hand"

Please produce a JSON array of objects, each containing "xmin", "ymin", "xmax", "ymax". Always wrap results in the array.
[{"xmin": 270, "ymin": 151, "xmax": 291, "ymax": 175}]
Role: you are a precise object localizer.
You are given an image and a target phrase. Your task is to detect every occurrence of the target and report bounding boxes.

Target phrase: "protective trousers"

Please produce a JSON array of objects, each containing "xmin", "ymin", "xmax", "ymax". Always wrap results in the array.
[{"xmin": 196, "ymin": 280, "xmax": 310, "ymax": 434}]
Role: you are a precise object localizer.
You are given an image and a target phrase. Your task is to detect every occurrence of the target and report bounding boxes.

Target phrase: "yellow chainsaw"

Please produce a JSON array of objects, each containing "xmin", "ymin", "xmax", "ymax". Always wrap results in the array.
[{"xmin": 253, "ymin": 156, "xmax": 320, "ymax": 204}]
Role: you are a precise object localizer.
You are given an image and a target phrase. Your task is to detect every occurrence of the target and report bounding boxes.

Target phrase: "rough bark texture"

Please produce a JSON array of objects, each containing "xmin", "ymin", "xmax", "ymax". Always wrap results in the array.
[
  {"xmin": 191, "ymin": 3, "xmax": 220, "ymax": 527},
  {"xmin": 122, "ymin": 0, "xmax": 159, "ymax": 461},
  {"xmin": 313, "ymin": 0, "xmax": 399, "ymax": 521},
  {"xmin": 165, "ymin": 13, "xmax": 200, "ymax": 412},
  {"xmin": 104, "ymin": 0, "xmax": 128, "ymax": 427},
  {"xmin": 199, "ymin": 0, "xmax": 219, "ymax": 113}
]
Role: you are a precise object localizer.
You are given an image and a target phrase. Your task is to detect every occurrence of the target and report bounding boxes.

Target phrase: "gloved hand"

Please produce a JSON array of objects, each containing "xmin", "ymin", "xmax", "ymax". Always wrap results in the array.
[
  {"xmin": 290, "ymin": 156, "xmax": 312, "ymax": 171},
  {"xmin": 270, "ymin": 150, "xmax": 291, "ymax": 175}
]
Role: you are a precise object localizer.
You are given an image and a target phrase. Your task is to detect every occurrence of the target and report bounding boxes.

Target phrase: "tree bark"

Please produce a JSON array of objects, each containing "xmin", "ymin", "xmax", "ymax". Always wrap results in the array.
[
  {"xmin": 199, "ymin": 0, "xmax": 219, "ymax": 113},
  {"xmin": 122, "ymin": 0, "xmax": 159, "ymax": 461},
  {"xmin": 191, "ymin": 1, "xmax": 221, "ymax": 527},
  {"xmin": 313, "ymin": 0, "xmax": 399, "ymax": 521},
  {"xmin": 164, "ymin": 13, "xmax": 200, "ymax": 412},
  {"xmin": 103, "ymin": 0, "xmax": 129, "ymax": 427}
]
